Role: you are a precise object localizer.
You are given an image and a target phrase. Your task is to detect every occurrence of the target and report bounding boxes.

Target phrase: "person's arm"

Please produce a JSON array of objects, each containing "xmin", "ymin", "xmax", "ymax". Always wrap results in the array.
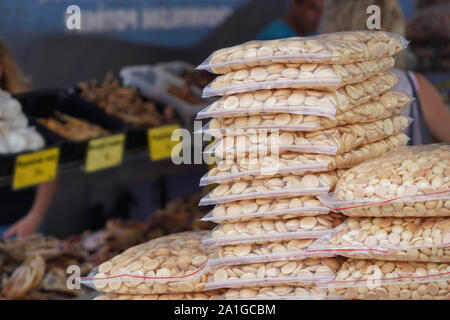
[
  {"xmin": 414, "ymin": 73, "xmax": 450, "ymax": 143},
  {"xmin": 3, "ymin": 177, "xmax": 59, "ymax": 239}
]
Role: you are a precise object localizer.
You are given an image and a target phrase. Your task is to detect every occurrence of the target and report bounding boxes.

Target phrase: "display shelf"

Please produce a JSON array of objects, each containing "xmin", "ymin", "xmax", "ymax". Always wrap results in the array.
[{"xmin": 0, "ymin": 143, "xmax": 204, "ymax": 189}]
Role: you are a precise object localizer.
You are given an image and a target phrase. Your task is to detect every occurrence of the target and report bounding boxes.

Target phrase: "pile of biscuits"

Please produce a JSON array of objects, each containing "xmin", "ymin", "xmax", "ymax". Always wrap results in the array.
[
  {"xmin": 85, "ymin": 31, "xmax": 432, "ymax": 300},
  {"xmin": 312, "ymin": 144, "xmax": 450, "ymax": 299},
  {"xmin": 194, "ymin": 31, "xmax": 411, "ymax": 299}
]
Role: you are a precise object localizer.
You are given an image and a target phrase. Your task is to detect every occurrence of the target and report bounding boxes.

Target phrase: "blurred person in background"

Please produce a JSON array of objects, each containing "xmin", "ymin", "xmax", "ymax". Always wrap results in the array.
[
  {"xmin": 0, "ymin": 39, "xmax": 59, "ymax": 239},
  {"xmin": 257, "ymin": 0, "xmax": 324, "ymax": 40},
  {"xmin": 321, "ymin": 0, "xmax": 450, "ymax": 145}
]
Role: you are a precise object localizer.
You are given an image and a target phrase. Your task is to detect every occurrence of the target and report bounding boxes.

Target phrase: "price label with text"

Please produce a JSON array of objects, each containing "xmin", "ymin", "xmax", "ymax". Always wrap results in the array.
[
  {"xmin": 148, "ymin": 124, "xmax": 181, "ymax": 161},
  {"xmin": 13, "ymin": 148, "xmax": 60, "ymax": 190},
  {"xmin": 85, "ymin": 134, "xmax": 125, "ymax": 172}
]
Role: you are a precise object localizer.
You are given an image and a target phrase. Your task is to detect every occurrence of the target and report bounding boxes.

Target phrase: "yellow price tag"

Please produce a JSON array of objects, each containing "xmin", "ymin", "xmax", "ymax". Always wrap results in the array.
[
  {"xmin": 148, "ymin": 124, "xmax": 181, "ymax": 161},
  {"xmin": 13, "ymin": 148, "xmax": 59, "ymax": 190},
  {"xmin": 85, "ymin": 134, "xmax": 125, "ymax": 172}
]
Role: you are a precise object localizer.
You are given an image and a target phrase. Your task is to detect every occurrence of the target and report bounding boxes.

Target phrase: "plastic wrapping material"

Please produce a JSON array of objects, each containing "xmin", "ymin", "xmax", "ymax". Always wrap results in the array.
[
  {"xmin": 197, "ymin": 89, "xmax": 337, "ymax": 120},
  {"xmin": 202, "ymin": 152, "xmax": 331, "ymax": 185},
  {"xmin": 198, "ymin": 170, "xmax": 342, "ymax": 206},
  {"xmin": 221, "ymin": 284, "xmax": 341, "ymax": 300},
  {"xmin": 320, "ymin": 144, "xmax": 450, "ymax": 217},
  {"xmin": 204, "ymin": 257, "xmax": 342, "ymax": 290},
  {"xmin": 201, "ymin": 115, "xmax": 320, "ymax": 135},
  {"xmin": 196, "ymin": 72, "xmax": 398, "ymax": 119},
  {"xmin": 81, "ymin": 232, "xmax": 214, "ymax": 294},
  {"xmin": 202, "ymin": 214, "xmax": 345, "ymax": 248},
  {"xmin": 206, "ymin": 113, "xmax": 410, "ymax": 157},
  {"xmin": 320, "ymin": 91, "xmax": 411, "ymax": 128},
  {"xmin": 201, "ymin": 133, "xmax": 409, "ymax": 186},
  {"xmin": 319, "ymin": 192, "xmax": 450, "ymax": 217},
  {"xmin": 334, "ymin": 144, "xmax": 450, "ymax": 202},
  {"xmin": 94, "ymin": 290, "xmax": 223, "ymax": 300},
  {"xmin": 198, "ymin": 31, "xmax": 407, "ymax": 74},
  {"xmin": 209, "ymin": 239, "xmax": 335, "ymax": 268},
  {"xmin": 200, "ymin": 93, "xmax": 410, "ymax": 136},
  {"xmin": 318, "ymin": 259, "xmax": 450, "ymax": 300},
  {"xmin": 336, "ymin": 71, "xmax": 399, "ymax": 111},
  {"xmin": 309, "ymin": 217, "xmax": 450, "ymax": 262},
  {"xmin": 328, "ymin": 280, "xmax": 449, "ymax": 300},
  {"xmin": 202, "ymin": 57, "xmax": 395, "ymax": 97},
  {"xmin": 201, "ymin": 196, "xmax": 330, "ymax": 224}
]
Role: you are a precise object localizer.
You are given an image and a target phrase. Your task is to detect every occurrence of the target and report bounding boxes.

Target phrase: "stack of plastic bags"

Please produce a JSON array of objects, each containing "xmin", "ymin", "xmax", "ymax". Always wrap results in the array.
[
  {"xmin": 83, "ymin": 31, "xmax": 424, "ymax": 300},
  {"xmin": 84, "ymin": 146, "xmax": 448, "ymax": 300},
  {"xmin": 311, "ymin": 144, "xmax": 450, "ymax": 300},
  {"xmin": 194, "ymin": 31, "xmax": 411, "ymax": 299}
]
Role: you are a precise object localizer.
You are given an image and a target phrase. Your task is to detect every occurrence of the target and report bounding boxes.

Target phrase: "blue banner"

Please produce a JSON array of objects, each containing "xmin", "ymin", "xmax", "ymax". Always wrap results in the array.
[{"xmin": 0, "ymin": 0, "xmax": 249, "ymax": 47}]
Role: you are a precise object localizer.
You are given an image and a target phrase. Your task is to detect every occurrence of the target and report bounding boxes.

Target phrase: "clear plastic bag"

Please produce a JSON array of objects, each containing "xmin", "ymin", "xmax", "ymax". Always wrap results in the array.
[
  {"xmin": 200, "ymin": 93, "xmax": 410, "ymax": 136},
  {"xmin": 197, "ymin": 89, "xmax": 337, "ymax": 120},
  {"xmin": 202, "ymin": 57, "xmax": 395, "ymax": 97},
  {"xmin": 209, "ymin": 239, "xmax": 335, "ymax": 268},
  {"xmin": 221, "ymin": 284, "xmax": 342, "ymax": 300},
  {"xmin": 201, "ymin": 116, "xmax": 320, "ymax": 135},
  {"xmin": 198, "ymin": 170, "xmax": 343, "ymax": 206},
  {"xmin": 334, "ymin": 144, "xmax": 450, "ymax": 202},
  {"xmin": 201, "ymin": 133, "xmax": 409, "ymax": 186},
  {"xmin": 201, "ymin": 196, "xmax": 330, "ymax": 224},
  {"xmin": 205, "ymin": 113, "xmax": 410, "ymax": 157},
  {"xmin": 196, "ymin": 72, "xmax": 398, "ymax": 119},
  {"xmin": 81, "ymin": 231, "xmax": 214, "ymax": 294},
  {"xmin": 323, "ymin": 91, "xmax": 412, "ymax": 128},
  {"xmin": 202, "ymin": 152, "xmax": 331, "ymax": 186},
  {"xmin": 319, "ymin": 145, "xmax": 450, "ymax": 217},
  {"xmin": 319, "ymin": 192, "xmax": 450, "ymax": 217},
  {"xmin": 204, "ymin": 257, "xmax": 342, "ymax": 290},
  {"xmin": 328, "ymin": 280, "xmax": 449, "ymax": 300},
  {"xmin": 198, "ymin": 31, "xmax": 407, "ymax": 74},
  {"xmin": 309, "ymin": 217, "xmax": 450, "ymax": 262},
  {"xmin": 202, "ymin": 213, "xmax": 345, "ymax": 248},
  {"xmin": 318, "ymin": 259, "xmax": 450, "ymax": 300},
  {"xmin": 94, "ymin": 290, "xmax": 224, "ymax": 300}
]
